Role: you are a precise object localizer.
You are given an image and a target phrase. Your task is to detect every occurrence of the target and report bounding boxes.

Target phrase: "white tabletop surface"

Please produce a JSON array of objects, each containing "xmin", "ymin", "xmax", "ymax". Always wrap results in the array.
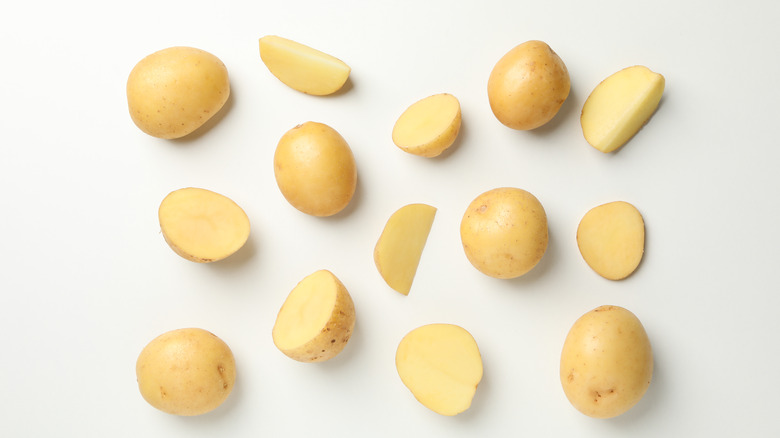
[{"xmin": 2, "ymin": 0, "xmax": 779, "ymax": 436}]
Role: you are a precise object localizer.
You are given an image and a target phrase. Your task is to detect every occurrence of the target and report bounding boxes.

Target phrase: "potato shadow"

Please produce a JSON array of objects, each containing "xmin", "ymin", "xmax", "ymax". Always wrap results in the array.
[
  {"xmin": 526, "ymin": 86, "xmax": 580, "ymax": 138},
  {"xmin": 168, "ymin": 84, "xmax": 235, "ymax": 145}
]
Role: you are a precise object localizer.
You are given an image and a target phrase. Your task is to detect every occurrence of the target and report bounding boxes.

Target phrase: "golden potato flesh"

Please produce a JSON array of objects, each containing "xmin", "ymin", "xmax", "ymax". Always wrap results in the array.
[
  {"xmin": 136, "ymin": 328, "xmax": 236, "ymax": 416},
  {"xmin": 460, "ymin": 187, "xmax": 548, "ymax": 279},
  {"xmin": 577, "ymin": 201, "xmax": 645, "ymax": 280},
  {"xmin": 126, "ymin": 46, "xmax": 230, "ymax": 139},
  {"xmin": 488, "ymin": 40, "xmax": 570, "ymax": 130},
  {"xmin": 560, "ymin": 305, "xmax": 653, "ymax": 419},
  {"xmin": 392, "ymin": 93, "xmax": 461, "ymax": 157},
  {"xmin": 274, "ymin": 122, "xmax": 357, "ymax": 217},
  {"xmin": 272, "ymin": 270, "xmax": 356, "ymax": 363}
]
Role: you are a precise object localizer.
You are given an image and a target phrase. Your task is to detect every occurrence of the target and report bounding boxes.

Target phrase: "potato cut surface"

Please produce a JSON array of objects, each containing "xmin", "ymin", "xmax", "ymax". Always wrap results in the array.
[
  {"xmin": 158, "ymin": 188, "xmax": 250, "ymax": 263},
  {"xmin": 581, "ymin": 65, "xmax": 664, "ymax": 152},
  {"xmin": 396, "ymin": 324, "xmax": 483, "ymax": 416},
  {"xmin": 577, "ymin": 201, "xmax": 644, "ymax": 280},
  {"xmin": 259, "ymin": 35, "xmax": 350, "ymax": 95},
  {"xmin": 392, "ymin": 93, "xmax": 461, "ymax": 157},
  {"xmin": 374, "ymin": 203, "xmax": 436, "ymax": 295}
]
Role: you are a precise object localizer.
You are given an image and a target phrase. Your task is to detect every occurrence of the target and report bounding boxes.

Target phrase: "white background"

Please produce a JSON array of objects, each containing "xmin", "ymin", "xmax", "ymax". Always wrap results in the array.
[{"xmin": 2, "ymin": 0, "xmax": 779, "ymax": 436}]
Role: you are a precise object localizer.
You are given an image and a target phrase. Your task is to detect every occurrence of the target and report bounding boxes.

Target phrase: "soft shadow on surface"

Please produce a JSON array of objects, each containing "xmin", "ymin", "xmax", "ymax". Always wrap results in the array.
[
  {"xmin": 429, "ymin": 116, "xmax": 467, "ymax": 160},
  {"xmin": 318, "ymin": 169, "xmax": 364, "ymax": 221},
  {"xmin": 526, "ymin": 86, "xmax": 580, "ymax": 138},
  {"xmin": 168, "ymin": 86, "xmax": 235, "ymax": 145},
  {"xmin": 501, "ymin": 227, "xmax": 559, "ymax": 289},
  {"xmin": 453, "ymin": 358, "xmax": 491, "ymax": 422},
  {"xmin": 609, "ymin": 94, "xmax": 667, "ymax": 156},
  {"xmin": 606, "ymin": 355, "xmax": 661, "ymax": 427},
  {"xmin": 207, "ymin": 234, "xmax": 258, "ymax": 272}
]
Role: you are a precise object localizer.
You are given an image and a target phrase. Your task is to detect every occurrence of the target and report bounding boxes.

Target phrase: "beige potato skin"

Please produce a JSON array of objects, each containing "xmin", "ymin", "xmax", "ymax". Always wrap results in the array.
[
  {"xmin": 272, "ymin": 270, "xmax": 356, "ymax": 363},
  {"xmin": 560, "ymin": 305, "xmax": 653, "ymax": 419},
  {"xmin": 274, "ymin": 122, "xmax": 357, "ymax": 217},
  {"xmin": 136, "ymin": 328, "xmax": 236, "ymax": 416},
  {"xmin": 460, "ymin": 187, "xmax": 548, "ymax": 279},
  {"xmin": 127, "ymin": 47, "xmax": 230, "ymax": 139},
  {"xmin": 488, "ymin": 40, "xmax": 570, "ymax": 130}
]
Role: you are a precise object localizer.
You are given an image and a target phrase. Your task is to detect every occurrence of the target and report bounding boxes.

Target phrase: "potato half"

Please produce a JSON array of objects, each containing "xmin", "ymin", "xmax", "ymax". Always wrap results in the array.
[
  {"xmin": 577, "ymin": 201, "xmax": 645, "ymax": 280},
  {"xmin": 127, "ymin": 46, "xmax": 230, "ymax": 139},
  {"xmin": 392, "ymin": 93, "xmax": 461, "ymax": 157},
  {"xmin": 396, "ymin": 324, "xmax": 483, "ymax": 416},
  {"xmin": 158, "ymin": 187, "xmax": 250, "ymax": 263},
  {"xmin": 136, "ymin": 328, "xmax": 236, "ymax": 416},
  {"xmin": 272, "ymin": 270, "xmax": 356, "ymax": 362}
]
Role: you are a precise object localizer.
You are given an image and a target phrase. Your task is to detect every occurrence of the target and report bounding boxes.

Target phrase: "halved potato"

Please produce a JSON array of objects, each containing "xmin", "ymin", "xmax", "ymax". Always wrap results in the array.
[
  {"xmin": 392, "ymin": 93, "xmax": 461, "ymax": 157},
  {"xmin": 374, "ymin": 203, "xmax": 437, "ymax": 295},
  {"xmin": 158, "ymin": 188, "xmax": 250, "ymax": 263},
  {"xmin": 581, "ymin": 65, "xmax": 665, "ymax": 153},
  {"xmin": 259, "ymin": 35, "xmax": 351, "ymax": 95},
  {"xmin": 272, "ymin": 270, "xmax": 356, "ymax": 362},
  {"xmin": 396, "ymin": 324, "xmax": 483, "ymax": 416},
  {"xmin": 576, "ymin": 201, "xmax": 645, "ymax": 280}
]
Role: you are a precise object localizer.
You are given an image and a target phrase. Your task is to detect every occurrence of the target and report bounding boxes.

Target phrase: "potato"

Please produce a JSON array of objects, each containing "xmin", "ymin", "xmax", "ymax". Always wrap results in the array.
[
  {"xmin": 158, "ymin": 187, "xmax": 250, "ymax": 263},
  {"xmin": 487, "ymin": 40, "xmax": 570, "ymax": 130},
  {"xmin": 560, "ymin": 305, "xmax": 653, "ymax": 419},
  {"xmin": 460, "ymin": 187, "xmax": 548, "ymax": 279},
  {"xmin": 581, "ymin": 65, "xmax": 665, "ymax": 153},
  {"xmin": 392, "ymin": 93, "xmax": 461, "ymax": 157},
  {"xmin": 374, "ymin": 203, "xmax": 437, "ymax": 295},
  {"xmin": 136, "ymin": 328, "xmax": 236, "ymax": 416},
  {"xmin": 396, "ymin": 324, "xmax": 483, "ymax": 416},
  {"xmin": 272, "ymin": 270, "xmax": 356, "ymax": 362},
  {"xmin": 259, "ymin": 35, "xmax": 351, "ymax": 96},
  {"xmin": 577, "ymin": 201, "xmax": 645, "ymax": 280},
  {"xmin": 127, "ymin": 46, "xmax": 230, "ymax": 139},
  {"xmin": 274, "ymin": 122, "xmax": 357, "ymax": 217}
]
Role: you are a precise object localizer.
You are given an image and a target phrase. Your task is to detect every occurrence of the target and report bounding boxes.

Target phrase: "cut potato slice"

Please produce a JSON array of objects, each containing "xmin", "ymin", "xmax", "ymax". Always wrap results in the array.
[
  {"xmin": 392, "ymin": 93, "xmax": 461, "ymax": 157},
  {"xmin": 272, "ymin": 270, "xmax": 356, "ymax": 362},
  {"xmin": 259, "ymin": 35, "xmax": 351, "ymax": 96},
  {"xmin": 581, "ymin": 65, "xmax": 665, "ymax": 153},
  {"xmin": 396, "ymin": 324, "xmax": 483, "ymax": 416},
  {"xmin": 158, "ymin": 188, "xmax": 250, "ymax": 263},
  {"xmin": 577, "ymin": 201, "xmax": 645, "ymax": 280},
  {"xmin": 374, "ymin": 204, "xmax": 437, "ymax": 295}
]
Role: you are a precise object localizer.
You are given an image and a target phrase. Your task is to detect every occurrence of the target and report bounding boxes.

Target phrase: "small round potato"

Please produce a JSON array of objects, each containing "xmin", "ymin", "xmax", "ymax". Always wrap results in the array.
[
  {"xmin": 274, "ymin": 122, "xmax": 357, "ymax": 217},
  {"xmin": 127, "ymin": 46, "xmax": 230, "ymax": 139},
  {"xmin": 136, "ymin": 328, "xmax": 236, "ymax": 416},
  {"xmin": 460, "ymin": 187, "xmax": 548, "ymax": 279},
  {"xmin": 488, "ymin": 40, "xmax": 570, "ymax": 130}
]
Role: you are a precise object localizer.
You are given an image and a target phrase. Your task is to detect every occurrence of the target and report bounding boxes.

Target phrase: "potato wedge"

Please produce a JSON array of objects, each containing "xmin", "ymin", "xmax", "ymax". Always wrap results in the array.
[
  {"xmin": 396, "ymin": 324, "xmax": 483, "ymax": 416},
  {"xmin": 374, "ymin": 203, "xmax": 437, "ymax": 295},
  {"xmin": 392, "ymin": 93, "xmax": 461, "ymax": 157},
  {"xmin": 577, "ymin": 201, "xmax": 645, "ymax": 280},
  {"xmin": 272, "ymin": 270, "xmax": 356, "ymax": 362},
  {"xmin": 581, "ymin": 65, "xmax": 665, "ymax": 153},
  {"xmin": 259, "ymin": 35, "xmax": 351, "ymax": 96}
]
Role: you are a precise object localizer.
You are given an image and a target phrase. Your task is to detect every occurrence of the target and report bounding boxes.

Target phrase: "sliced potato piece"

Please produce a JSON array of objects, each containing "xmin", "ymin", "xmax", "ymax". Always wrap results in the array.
[
  {"xmin": 577, "ymin": 201, "xmax": 645, "ymax": 280},
  {"xmin": 272, "ymin": 270, "xmax": 356, "ymax": 362},
  {"xmin": 392, "ymin": 93, "xmax": 461, "ymax": 157},
  {"xmin": 158, "ymin": 188, "xmax": 250, "ymax": 263},
  {"xmin": 396, "ymin": 324, "xmax": 483, "ymax": 416},
  {"xmin": 581, "ymin": 65, "xmax": 665, "ymax": 153},
  {"xmin": 259, "ymin": 35, "xmax": 351, "ymax": 96},
  {"xmin": 374, "ymin": 204, "xmax": 437, "ymax": 295}
]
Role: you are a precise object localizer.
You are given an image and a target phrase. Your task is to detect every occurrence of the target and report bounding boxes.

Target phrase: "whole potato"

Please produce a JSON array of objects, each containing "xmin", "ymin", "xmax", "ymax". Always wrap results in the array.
[
  {"xmin": 274, "ymin": 122, "xmax": 357, "ymax": 217},
  {"xmin": 460, "ymin": 187, "xmax": 548, "ymax": 279},
  {"xmin": 136, "ymin": 328, "xmax": 236, "ymax": 416},
  {"xmin": 560, "ymin": 305, "xmax": 653, "ymax": 418},
  {"xmin": 487, "ymin": 40, "xmax": 570, "ymax": 130},
  {"xmin": 127, "ymin": 46, "xmax": 230, "ymax": 139}
]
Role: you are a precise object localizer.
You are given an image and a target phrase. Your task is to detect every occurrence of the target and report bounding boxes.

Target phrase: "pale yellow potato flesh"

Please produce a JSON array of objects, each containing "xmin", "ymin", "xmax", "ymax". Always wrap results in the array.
[
  {"xmin": 136, "ymin": 328, "xmax": 236, "ymax": 416},
  {"xmin": 374, "ymin": 203, "xmax": 437, "ymax": 295},
  {"xmin": 460, "ymin": 187, "xmax": 548, "ymax": 279},
  {"xmin": 392, "ymin": 93, "xmax": 461, "ymax": 157},
  {"xmin": 272, "ymin": 270, "xmax": 356, "ymax": 363},
  {"xmin": 577, "ymin": 201, "xmax": 644, "ymax": 280},
  {"xmin": 581, "ymin": 65, "xmax": 665, "ymax": 153},
  {"xmin": 158, "ymin": 188, "xmax": 250, "ymax": 263},
  {"xmin": 127, "ymin": 46, "xmax": 230, "ymax": 139},
  {"xmin": 259, "ymin": 35, "xmax": 351, "ymax": 96},
  {"xmin": 396, "ymin": 324, "xmax": 483, "ymax": 416},
  {"xmin": 274, "ymin": 121, "xmax": 357, "ymax": 217},
  {"xmin": 560, "ymin": 305, "xmax": 653, "ymax": 419}
]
